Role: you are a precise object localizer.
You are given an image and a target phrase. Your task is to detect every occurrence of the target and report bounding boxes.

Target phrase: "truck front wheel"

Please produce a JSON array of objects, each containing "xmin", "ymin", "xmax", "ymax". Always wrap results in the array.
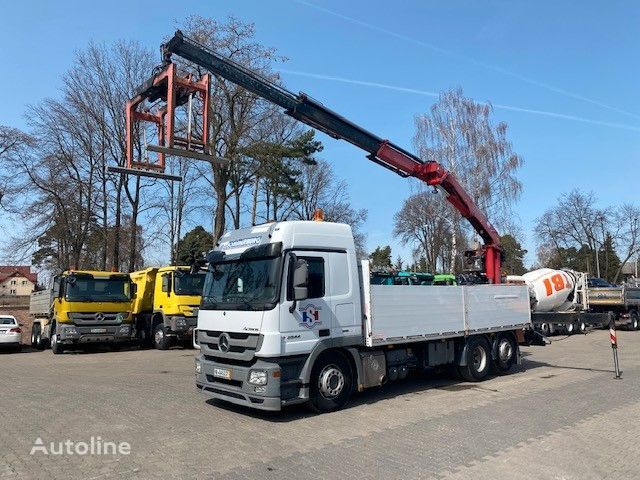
[
  {"xmin": 309, "ymin": 352, "xmax": 353, "ymax": 413},
  {"xmin": 458, "ymin": 336, "xmax": 491, "ymax": 382},
  {"xmin": 153, "ymin": 323, "xmax": 170, "ymax": 350},
  {"xmin": 50, "ymin": 332, "xmax": 64, "ymax": 355}
]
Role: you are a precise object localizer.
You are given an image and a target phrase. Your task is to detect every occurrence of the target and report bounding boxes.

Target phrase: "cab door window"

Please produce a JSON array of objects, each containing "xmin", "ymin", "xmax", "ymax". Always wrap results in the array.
[{"xmin": 287, "ymin": 256, "xmax": 325, "ymax": 300}]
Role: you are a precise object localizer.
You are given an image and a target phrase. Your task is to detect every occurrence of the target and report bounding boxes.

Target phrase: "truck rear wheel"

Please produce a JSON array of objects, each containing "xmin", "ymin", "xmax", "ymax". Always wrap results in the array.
[
  {"xmin": 309, "ymin": 352, "xmax": 353, "ymax": 413},
  {"xmin": 629, "ymin": 310, "xmax": 639, "ymax": 331},
  {"xmin": 153, "ymin": 323, "xmax": 170, "ymax": 350},
  {"xmin": 493, "ymin": 334, "xmax": 517, "ymax": 373},
  {"xmin": 31, "ymin": 324, "xmax": 44, "ymax": 350},
  {"xmin": 458, "ymin": 336, "xmax": 491, "ymax": 382}
]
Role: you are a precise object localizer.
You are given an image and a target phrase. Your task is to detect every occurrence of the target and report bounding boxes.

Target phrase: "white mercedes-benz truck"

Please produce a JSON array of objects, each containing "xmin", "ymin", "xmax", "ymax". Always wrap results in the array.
[{"xmin": 194, "ymin": 220, "xmax": 531, "ymax": 413}]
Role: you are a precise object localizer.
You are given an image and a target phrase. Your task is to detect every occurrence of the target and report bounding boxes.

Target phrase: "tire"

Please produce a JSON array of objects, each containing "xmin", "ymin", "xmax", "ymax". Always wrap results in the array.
[
  {"xmin": 35, "ymin": 330, "xmax": 45, "ymax": 350},
  {"xmin": 50, "ymin": 332, "xmax": 64, "ymax": 355},
  {"xmin": 629, "ymin": 310, "xmax": 639, "ymax": 331},
  {"xmin": 493, "ymin": 334, "xmax": 517, "ymax": 373},
  {"xmin": 181, "ymin": 336, "xmax": 193, "ymax": 349},
  {"xmin": 153, "ymin": 323, "xmax": 170, "ymax": 350},
  {"xmin": 540, "ymin": 323, "xmax": 550, "ymax": 336},
  {"xmin": 458, "ymin": 336, "xmax": 492, "ymax": 382},
  {"xmin": 309, "ymin": 351, "xmax": 353, "ymax": 413},
  {"xmin": 137, "ymin": 319, "xmax": 151, "ymax": 348},
  {"xmin": 566, "ymin": 322, "xmax": 575, "ymax": 335},
  {"xmin": 548, "ymin": 323, "xmax": 556, "ymax": 335},
  {"xmin": 31, "ymin": 324, "xmax": 43, "ymax": 350},
  {"xmin": 579, "ymin": 321, "xmax": 587, "ymax": 334}
]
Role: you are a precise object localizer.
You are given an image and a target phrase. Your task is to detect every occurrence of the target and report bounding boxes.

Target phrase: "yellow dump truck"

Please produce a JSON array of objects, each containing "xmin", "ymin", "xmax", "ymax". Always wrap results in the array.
[
  {"xmin": 130, "ymin": 266, "xmax": 205, "ymax": 349},
  {"xmin": 30, "ymin": 270, "xmax": 135, "ymax": 354}
]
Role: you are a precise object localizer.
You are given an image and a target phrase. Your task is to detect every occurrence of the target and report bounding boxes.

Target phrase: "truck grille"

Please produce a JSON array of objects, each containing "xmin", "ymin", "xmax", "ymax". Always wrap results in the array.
[
  {"xmin": 199, "ymin": 330, "xmax": 260, "ymax": 361},
  {"xmin": 69, "ymin": 312, "xmax": 125, "ymax": 325}
]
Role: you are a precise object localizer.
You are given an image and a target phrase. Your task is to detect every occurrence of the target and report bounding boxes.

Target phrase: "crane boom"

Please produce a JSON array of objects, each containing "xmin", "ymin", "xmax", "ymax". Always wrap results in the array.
[{"xmin": 163, "ymin": 31, "xmax": 502, "ymax": 283}]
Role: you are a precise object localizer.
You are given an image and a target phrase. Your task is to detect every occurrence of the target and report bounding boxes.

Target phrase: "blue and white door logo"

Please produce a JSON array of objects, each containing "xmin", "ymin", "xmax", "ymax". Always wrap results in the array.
[{"xmin": 299, "ymin": 304, "xmax": 322, "ymax": 329}]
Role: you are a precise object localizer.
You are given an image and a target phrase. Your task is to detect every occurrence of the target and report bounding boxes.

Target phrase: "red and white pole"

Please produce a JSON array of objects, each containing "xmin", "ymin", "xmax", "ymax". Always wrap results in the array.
[{"xmin": 609, "ymin": 318, "xmax": 622, "ymax": 379}]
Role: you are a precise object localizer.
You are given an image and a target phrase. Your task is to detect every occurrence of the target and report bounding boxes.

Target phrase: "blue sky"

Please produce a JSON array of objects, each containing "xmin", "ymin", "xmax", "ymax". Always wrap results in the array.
[{"xmin": 1, "ymin": 0, "xmax": 639, "ymax": 266}]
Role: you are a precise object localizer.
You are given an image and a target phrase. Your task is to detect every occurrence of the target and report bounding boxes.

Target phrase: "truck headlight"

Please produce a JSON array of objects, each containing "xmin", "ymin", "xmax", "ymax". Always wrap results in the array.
[
  {"xmin": 248, "ymin": 370, "xmax": 268, "ymax": 386},
  {"xmin": 118, "ymin": 325, "xmax": 130, "ymax": 334},
  {"xmin": 175, "ymin": 317, "xmax": 187, "ymax": 327},
  {"xmin": 63, "ymin": 326, "xmax": 78, "ymax": 336},
  {"xmin": 195, "ymin": 360, "xmax": 202, "ymax": 374}
]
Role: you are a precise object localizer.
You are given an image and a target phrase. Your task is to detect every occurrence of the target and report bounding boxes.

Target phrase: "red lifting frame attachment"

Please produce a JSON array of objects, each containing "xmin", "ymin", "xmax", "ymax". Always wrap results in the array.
[
  {"xmin": 375, "ymin": 141, "xmax": 502, "ymax": 284},
  {"xmin": 125, "ymin": 63, "xmax": 211, "ymax": 172}
]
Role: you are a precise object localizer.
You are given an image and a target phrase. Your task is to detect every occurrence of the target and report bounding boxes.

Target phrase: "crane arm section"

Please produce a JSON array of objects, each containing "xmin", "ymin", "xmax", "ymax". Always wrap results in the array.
[{"xmin": 164, "ymin": 31, "xmax": 502, "ymax": 283}]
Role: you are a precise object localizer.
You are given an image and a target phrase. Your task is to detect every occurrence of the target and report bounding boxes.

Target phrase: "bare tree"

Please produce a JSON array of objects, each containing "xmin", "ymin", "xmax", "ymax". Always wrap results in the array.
[
  {"xmin": 0, "ymin": 125, "xmax": 33, "ymax": 211},
  {"xmin": 180, "ymin": 15, "xmax": 286, "ymax": 241},
  {"xmin": 393, "ymin": 192, "xmax": 455, "ymax": 273},
  {"xmin": 611, "ymin": 204, "xmax": 640, "ymax": 282},
  {"xmin": 64, "ymin": 40, "xmax": 156, "ymax": 271},
  {"xmin": 413, "ymin": 88, "xmax": 523, "ymax": 264},
  {"xmin": 535, "ymin": 190, "xmax": 607, "ymax": 274},
  {"xmin": 293, "ymin": 159, "xmax": 368, "ymax": 258}
]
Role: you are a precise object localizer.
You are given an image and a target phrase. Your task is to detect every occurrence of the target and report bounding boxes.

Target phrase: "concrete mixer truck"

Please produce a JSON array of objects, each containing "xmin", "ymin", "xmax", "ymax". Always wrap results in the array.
[{"xmin": 508, "ymin": 268, "xmax": 612, "ymax": 335}]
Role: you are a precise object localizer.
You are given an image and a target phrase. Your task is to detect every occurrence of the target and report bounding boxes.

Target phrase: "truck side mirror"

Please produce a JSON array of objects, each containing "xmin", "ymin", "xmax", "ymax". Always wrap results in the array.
[
  {"xmin": 131, "ymin": 282, "xmax": 137, "ymax": 299},
  {"xmin": 52, "ymin": 276, "xmax": 62, "ymax": 298},
  {"xmin": 288, "ymin": 254, "xmax": 309, "ymax": 313},
  {"xmin": 161, "ymin": 274, "xmax": 171, "ymax": 295},
  {"xmin": 293, "ymin": 260, "xmax": 309, "ymax": 301}
]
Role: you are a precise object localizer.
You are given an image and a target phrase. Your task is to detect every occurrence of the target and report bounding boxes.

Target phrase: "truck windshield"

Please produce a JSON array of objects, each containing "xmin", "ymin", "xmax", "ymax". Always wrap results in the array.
[
  {"xmin": 65, "ymin": 277, "xmax": 131, "ymax": 302},
  {"xmin": 174, "ymin": 272, "xmax": 206, "ymax": 296},
  {"xmin": 201, "ymin": 257, "xmax": 281, "ymax": 310}
]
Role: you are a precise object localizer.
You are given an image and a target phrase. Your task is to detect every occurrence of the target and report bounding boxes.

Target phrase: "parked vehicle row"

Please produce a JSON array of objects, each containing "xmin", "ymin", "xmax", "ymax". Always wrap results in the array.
[{"xmin": 24, "ymin": 266, "xmax": 204, "ymax": 354}]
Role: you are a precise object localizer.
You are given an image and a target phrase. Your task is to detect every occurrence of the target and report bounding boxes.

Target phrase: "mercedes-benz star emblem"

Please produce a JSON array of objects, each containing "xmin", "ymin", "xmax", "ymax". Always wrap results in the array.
[
  {"xmin": 95, "ymin": 313, "xmax": 105, "ymax": 322},
  {"xmin": 218, "ymin": 333, "xmax": 230, "ymax": 353}
]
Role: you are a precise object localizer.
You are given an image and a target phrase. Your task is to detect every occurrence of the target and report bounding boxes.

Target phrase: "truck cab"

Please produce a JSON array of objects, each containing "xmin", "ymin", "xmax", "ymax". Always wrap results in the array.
[
  {"xmin": 131, "ymin": 266, "xmax": 205, "ymax": 349},
  {"xmin": 195, "ymin": 221, "xmax": 360, "ymax": 411},
  {"xmin": 30, "ymin": 270, "xmax": 135, "ymax": 354}
]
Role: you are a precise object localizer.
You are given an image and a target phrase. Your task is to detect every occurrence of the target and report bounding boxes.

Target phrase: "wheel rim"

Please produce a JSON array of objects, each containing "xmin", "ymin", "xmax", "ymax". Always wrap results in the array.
[
  {"xmin": 472, "ymin": 346, "xmax": 487, "ymax": 372},
  {"xmin": 498, "ymin": 339, "xmax": 513, "ymax": 363},
  {"xmin": 318, "ymin": 364, "xmax": 345, "ymax": 399},
  {"xmin": 580, "ymin": 323, "xmax": 586, "ymax": 332},
  {"xmin": 155, "ymin": 329, "xmax": 164, "ymax": 345},
  {"xmin": 567, "ymin": 323, "xmax": 574, "ymax": 333}
]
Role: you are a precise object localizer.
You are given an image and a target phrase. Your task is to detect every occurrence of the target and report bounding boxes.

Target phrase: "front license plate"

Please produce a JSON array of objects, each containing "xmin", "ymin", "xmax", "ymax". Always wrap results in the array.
[
  {"xmin": 90, "ymin": 328, "xmax": 107, "ymax": 334},
  {"xmin": 213, "ymin": 367, "xmax": 231, "ymax": 380}
]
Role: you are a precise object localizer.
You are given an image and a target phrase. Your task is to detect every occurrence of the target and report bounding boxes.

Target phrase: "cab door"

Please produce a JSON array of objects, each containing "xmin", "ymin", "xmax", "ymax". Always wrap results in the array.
[
  {"xmin": 280, "ymin": 252, "xmax": 331, "ymax": 355},
  {"xmin": 327, "ymin": 251, "xmax": 359, "ymax": 339}
]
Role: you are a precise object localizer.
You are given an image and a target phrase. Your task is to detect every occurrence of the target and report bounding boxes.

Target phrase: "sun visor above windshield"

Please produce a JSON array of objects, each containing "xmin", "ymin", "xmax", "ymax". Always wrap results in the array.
[{"xmin": 216, "ymin": 223, "xmax": 278, "ymax": 256}]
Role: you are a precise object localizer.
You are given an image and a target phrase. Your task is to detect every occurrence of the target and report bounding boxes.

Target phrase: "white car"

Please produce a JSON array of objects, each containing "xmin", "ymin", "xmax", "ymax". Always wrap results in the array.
[{"xmin": 0, "ymin": 315, "xmax": 22, "ymax": 352}]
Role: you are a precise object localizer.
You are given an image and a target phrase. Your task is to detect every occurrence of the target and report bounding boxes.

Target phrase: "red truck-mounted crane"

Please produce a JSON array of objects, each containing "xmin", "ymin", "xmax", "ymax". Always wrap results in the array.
[{"xmin": 122, "ymin": 31, "xmax": 502, "ymax": 283}]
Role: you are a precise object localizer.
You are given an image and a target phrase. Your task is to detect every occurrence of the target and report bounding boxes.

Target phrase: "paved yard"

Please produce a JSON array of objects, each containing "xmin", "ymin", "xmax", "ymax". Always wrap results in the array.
[{"xmin": 1, "ymin": 330, "xmax": 638, "ymax": 480}]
